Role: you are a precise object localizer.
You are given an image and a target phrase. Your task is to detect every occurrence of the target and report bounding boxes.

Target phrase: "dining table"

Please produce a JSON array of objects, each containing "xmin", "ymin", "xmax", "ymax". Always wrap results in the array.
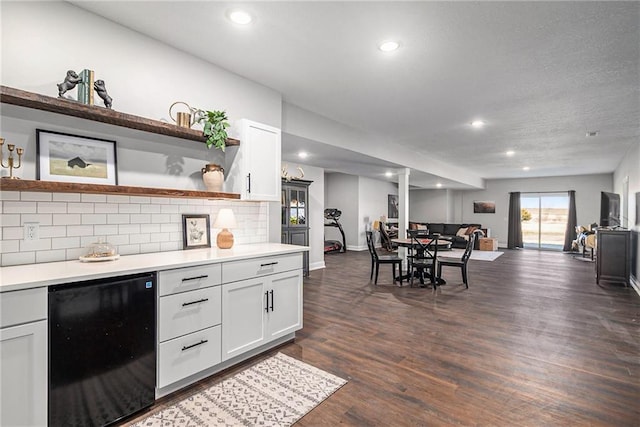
[{"xmin": 391, "ymin": 237, "xmax": 450, "ymax": 286}]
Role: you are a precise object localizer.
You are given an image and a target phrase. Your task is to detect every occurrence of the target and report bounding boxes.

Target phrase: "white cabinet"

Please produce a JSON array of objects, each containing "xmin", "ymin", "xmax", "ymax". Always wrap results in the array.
[
  {"xmin": 225, "ymin": 119, "xmax": 281, "ymax": 201},
  {"xmin": 221, "ymin": 255, "xmax": 303, "ymax": 361},
  {"xmin": 157, "ymin": 264, "xmax": 223, "ymax": 389},
  {"xmin": 0, "ymin": 288, "xmax": 47, "ymax": 427}
]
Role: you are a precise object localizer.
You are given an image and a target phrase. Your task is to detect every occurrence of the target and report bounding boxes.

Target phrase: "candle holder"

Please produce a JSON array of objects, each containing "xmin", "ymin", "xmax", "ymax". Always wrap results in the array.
[{"xmin": 0, "ymin": 138, "xmax": 24, "ymax": 179}]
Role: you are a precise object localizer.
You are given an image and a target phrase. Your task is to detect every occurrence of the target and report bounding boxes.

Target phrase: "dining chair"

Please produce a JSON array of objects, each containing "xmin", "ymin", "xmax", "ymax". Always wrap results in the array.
[
  {"xmin": 379, "ymin": 222, "xmax": 398, "ymax": 252},
  {"xmin": 406, "ymin": 229, "xmax": 440, "ymax": 287},
  {"xmin": 365, "ymin": 231, "xmax": 403, "ymax": 285},
  {"xmin": 436, "ymin": 230, "xmax": 480, "ymax": 288}
]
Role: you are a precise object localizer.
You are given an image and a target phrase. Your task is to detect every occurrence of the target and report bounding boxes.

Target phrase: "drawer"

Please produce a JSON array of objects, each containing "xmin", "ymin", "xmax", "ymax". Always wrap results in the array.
[
  {"xmin": 222, "ymin": 253, "xmax": 302, "ymax": 283},
  {"xmin": 158, "ymin": 264, "xmax": 221, "ymax": 296},
  {"xmin": 157, "ymin": 325, "xmax": 221, "ymax": 388},
  {"xmin": 0, "ymin": 287, "xmax": 47, "ymax": 328},
  {"xmin": 159, "ymin": 286, "xmax": 222, "ymax": 342}
]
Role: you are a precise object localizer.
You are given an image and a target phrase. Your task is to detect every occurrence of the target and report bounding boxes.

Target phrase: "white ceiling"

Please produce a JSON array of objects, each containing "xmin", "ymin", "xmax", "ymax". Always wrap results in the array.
[{"xmin": 70, "ymin": 1, "xmax": 640, "ymax": 189}]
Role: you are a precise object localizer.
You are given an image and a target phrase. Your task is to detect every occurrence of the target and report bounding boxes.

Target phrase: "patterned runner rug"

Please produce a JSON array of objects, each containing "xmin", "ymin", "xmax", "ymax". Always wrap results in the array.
[{"xmin": 132, "ymin": 353, "xmax": 347, "ymax": 426}]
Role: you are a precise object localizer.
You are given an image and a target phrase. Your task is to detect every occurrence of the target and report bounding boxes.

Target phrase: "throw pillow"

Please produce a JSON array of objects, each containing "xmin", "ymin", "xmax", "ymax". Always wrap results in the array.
[
  {"xmin": 416, "ymin": 224, "xmax": 428, "ymax": 230},
  {"xmin": 456, "ymin": 227, "xmax": 468, "ymax": 237},
  {"xmin": 465, "ymin": 225, "xmax": 478, "ymax": 235}
]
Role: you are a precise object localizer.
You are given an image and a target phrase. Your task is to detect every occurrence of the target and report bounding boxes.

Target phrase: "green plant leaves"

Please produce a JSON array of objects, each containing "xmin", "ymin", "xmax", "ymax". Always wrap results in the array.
[{"xmin": 197, "ymin": 109, "xmax": 229, "ymax": 151}]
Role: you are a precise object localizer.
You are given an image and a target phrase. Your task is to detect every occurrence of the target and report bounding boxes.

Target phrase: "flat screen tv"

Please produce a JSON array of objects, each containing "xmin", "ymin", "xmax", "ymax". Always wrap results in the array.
[{"xmin": 600, "ymin": 191, "xmax": 620, "ymax": 227}]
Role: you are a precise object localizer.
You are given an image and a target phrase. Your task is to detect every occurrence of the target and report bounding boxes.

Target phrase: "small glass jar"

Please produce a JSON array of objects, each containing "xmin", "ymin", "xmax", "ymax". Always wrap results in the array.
[{"xmin": 82, "ymin": 238, "xmax": 117, "ymax": 258}]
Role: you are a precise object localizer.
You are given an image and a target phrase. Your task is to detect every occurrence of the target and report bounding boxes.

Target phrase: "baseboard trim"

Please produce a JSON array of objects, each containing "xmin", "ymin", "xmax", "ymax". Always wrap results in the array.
[
  {"xmin": 631, "ymin": 275, "xmax": 639, "ymax": 296},
  {"xmin": 309, "ymin": 261, "xmax": 325, "ymax": 271},
  {"xmin": 347, "ymin": 245, "xmax": 367, "ymax": 252}
]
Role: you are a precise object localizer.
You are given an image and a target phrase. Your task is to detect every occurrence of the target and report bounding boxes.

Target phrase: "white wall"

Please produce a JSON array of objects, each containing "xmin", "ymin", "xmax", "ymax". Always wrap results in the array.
[
  {"xmin": 358, "ymin": 176, "xmax": 397, "ymax": 249},
  {"xmin": 409, "ymin": 189, "xmax": 449, "ymax": 223},
  {"xmin": 282, "ymin": 164, "xmax": 325, "ymax": 271},
  {"xmin": 455, "ymin": 174, "xmax": 613, "ymax": 245},
  {"xmin": 613, "ymin": 143, "xmax": 640, "ymax": 282},
  {"xmin": 325, "ymin": 173, "xmax": 358, "ymax": 250}
]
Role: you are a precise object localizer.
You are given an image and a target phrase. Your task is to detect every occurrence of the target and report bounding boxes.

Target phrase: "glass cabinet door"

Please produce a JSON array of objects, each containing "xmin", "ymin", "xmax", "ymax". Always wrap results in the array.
[{"xmin": 287, "ymin": 188, "xmax": 306, "ymax": 226}]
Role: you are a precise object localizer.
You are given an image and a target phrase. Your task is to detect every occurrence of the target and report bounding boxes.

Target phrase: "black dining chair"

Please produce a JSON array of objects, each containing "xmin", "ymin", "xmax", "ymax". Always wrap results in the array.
[
  {"xmin": 365, "ymin": 231, "xmax": 403, "ymax": 285},
  {"xmin": 406, "ymin": 229, "xmax": 440, "ymax": 287},
  {"xmin": 437, "ymin": 230, "xmax": 481, "ymax": 288}
]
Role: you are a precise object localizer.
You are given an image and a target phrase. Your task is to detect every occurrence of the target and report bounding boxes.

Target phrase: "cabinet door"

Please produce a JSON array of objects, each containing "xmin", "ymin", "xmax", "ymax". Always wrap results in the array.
[
  {"xmin": 221, "ymin": 277, "xmax": 268, "ymax": 361},
  {"xmin": 243, "ymin": 120, "xmax": 281, "ymax": 201},
  {"xmin": 266, "ymin": 270, "xmax": 303, "ymax": 341},
  {"xmin": 0, "ymin": 320, "xmax": 47, "ymax": 427}
]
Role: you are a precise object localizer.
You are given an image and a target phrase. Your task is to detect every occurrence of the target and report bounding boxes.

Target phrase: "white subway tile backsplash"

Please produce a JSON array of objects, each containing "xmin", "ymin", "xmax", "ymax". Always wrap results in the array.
[
  {"xmin": 130, "ymin": 234, "xmax": 151, "ymax": 244},
  {"xmin": 0, "ymin": 191, "xmax": 20, "ymax": 201},
  {"xmin": 82, "ymin": 214, "xmax": 107, "ymax": 225},
  {"xmin": 1, "ymin": 191, "xmax": 267, "ymax": 266},
  {"xmin": 21, "ymin": 192, "xmax": 52, "ymax": 202},
  {"xmin": 68, "ymin": 203, "xmax": 95, "ymax": 214},
  {"xmin": 3, "ymin": 227, "xmax": 23, "ymax": 240},
  {"xmin": 20, "ymin": 238, "xmax": 52, "ymax": 252},
  {"xmin": 130, "ymin": 214, "xmax": 151, "ymax": 224},
  {"xmin": 140, "ymin": 242, "xmax": 161, "ymax": 253},
  {"xmin": 36, "ymin": 249, "xmax": 66, "ymax": 263},
  {"xmin": 107, "ymin": 214, "xmax": 130, "ymax": 224},
  {"xmin": 107, "ymin": 195, "xmax": 130, "ymax": 204},
  {"xmin": 140, "ymin": 224, "xmax": 161, "ymax": 233},
  {"xmin": 141, "ymin": 204, "xmax": 161, "ymax": 214},
  {"xmin": 94, "ymin": 225, "xmax": 119, "ymax": 235},
  {"xmin": 53, "ymin": 193, "xmax": 81, "ymax": 202},
  {"xmin": 4, "ymin": 201, "xmax": 37, "ymax": 214},
  {"xmin": 129, "ymin": 196, "xmax": 150, "ymax": 204},
  {"xmin": 52, "ymin": 237, "xmax": 80, "ymax": 250},
  {"xmin": 118, "ymin": 224, "xmax": 140, "ymax": 235},
  {"xmin": 0, "ymin": 214, "xmax": 21, "ymax": 227},
  {"xmin": 3, "ymin": 251, "xmax": 35, "ymax": 266},
  {"xmin": 0, "ymin": 239, "xmax": 19, "ymax": 253},
  {"xmin": 40, "ymin": 226, "xmax": 67, "ymax": 238},
  {"xmin": 119, "ymin": 204, "xmax": 141, "ymax": 214},
  {"xmin": 81, "ymin": 194, "xmax": 106, "ymax": 203},
  {"xmin": 37, "ymin": 202, "xmax": 67, "ymax": 214},
  {"xmin": 95, "ymin": 203, "xmax": 119, "ymax": 213},
  {"xmin": 67, "ymin": 225, "xmax": 94, "ymax": 237},
  {"xmin": 53, "ymin": 214, "xmax": 81, "ymax": 225}
]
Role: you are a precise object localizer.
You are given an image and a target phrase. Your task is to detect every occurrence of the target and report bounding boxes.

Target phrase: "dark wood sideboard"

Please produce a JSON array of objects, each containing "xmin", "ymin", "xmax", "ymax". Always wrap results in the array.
[{"xmin": 596, "ymin": 229, "xmax": 631, "ymax": 286}]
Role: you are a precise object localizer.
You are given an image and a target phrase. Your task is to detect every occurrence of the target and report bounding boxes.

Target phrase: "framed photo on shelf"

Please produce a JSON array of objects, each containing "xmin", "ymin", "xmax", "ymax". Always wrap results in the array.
[
  {"xmin": 182, "ymin": 214, "xmax": 211, "ymax": 250},
  {"xmin": 36, "ymin": 129, "xmax": 118, "ymax": 185}
]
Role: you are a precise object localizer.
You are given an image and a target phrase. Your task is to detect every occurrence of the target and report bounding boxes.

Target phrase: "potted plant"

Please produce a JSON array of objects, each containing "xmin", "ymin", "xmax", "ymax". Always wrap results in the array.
[{"xmin": 194, "ymin": 109, "xmax": 230, "ymax": 192}]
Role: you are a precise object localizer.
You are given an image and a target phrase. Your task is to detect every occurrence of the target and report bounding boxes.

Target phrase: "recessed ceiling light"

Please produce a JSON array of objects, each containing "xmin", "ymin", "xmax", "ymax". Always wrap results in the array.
[
  {"xmin": 298, "ymin": 151, "xmax": 308, "ymax": 159},
  {"xmin": 506, "ymin": 150, "xmax": 515, "ymax": 156},
  {"xmin": 436, "ymin": 183, "xmax": 443, "ymax": 188},
  {"xmin": 379, "ymin": 41, "xmax": 400, "ymax": 52},
  {"xmin": 586, "ymin": 131, "xmax": 599, "ymax": 137},
  {"xmin": 470, "ymin": 120, "xmax": 485, "ymax": 128},
  {"xmin": 523, "ymin": 166, "xmax": 530, "ymax": 171},
  {"xmin": 385, "ymin": 171, "xmax": 393, "ymax": 177},
  {"xmin": 228, "ymin": 10, "xmax": 253, "ymax": 25}
]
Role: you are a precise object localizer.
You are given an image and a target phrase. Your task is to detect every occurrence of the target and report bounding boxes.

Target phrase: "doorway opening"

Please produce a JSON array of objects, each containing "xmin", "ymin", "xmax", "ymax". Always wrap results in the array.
[{"xmin": 521, "ymin": 193, "xmax": 569, "ymax": 250}]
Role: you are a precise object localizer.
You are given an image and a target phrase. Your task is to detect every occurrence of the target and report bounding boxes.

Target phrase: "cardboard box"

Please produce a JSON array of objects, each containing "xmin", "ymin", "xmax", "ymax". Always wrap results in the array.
[{"xmin": 479, "ymin": 237, "xmax": 498, "ymax": 251}]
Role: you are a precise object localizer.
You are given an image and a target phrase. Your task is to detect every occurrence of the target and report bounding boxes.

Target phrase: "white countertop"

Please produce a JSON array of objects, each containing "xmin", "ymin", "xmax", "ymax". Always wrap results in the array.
[{"xmin": 0, "ymin": 243, "xmax": 308, "ymax": 293}]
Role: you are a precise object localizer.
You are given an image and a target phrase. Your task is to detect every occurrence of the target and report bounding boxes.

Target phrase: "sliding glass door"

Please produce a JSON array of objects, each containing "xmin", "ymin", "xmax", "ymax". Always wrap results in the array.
[{"xmin": 521, "ymin": 193, "xmax": 569, "ymax": 250}]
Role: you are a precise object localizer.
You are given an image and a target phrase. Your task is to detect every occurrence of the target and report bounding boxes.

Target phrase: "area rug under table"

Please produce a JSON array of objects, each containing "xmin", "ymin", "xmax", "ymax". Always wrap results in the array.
[{"xmin": 131, "ymin": 352, "xmax": 347, "ymax": 427}]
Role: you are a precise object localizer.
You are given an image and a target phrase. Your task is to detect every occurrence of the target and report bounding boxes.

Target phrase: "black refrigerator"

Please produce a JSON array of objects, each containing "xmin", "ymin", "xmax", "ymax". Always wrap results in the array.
[{"xmin": 49, "ymin": 272, "xmax": 156, "ymax": 426}]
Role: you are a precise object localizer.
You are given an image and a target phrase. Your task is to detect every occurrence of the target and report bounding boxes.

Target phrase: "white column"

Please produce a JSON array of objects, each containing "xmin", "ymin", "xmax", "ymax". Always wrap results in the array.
[{"xmin": 398, "ymin": 168, "xmax": 410, "ymax": 266}]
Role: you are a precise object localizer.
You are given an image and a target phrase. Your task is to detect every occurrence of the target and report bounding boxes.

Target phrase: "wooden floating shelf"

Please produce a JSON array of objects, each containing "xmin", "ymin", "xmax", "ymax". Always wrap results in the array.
[
  {"xmin": 0, "ymin": 85, "xmax": 240, "ymax": 146},
  {"xmin": 0, "ymin": 179, "xmax": 240, "ymax": 200}
]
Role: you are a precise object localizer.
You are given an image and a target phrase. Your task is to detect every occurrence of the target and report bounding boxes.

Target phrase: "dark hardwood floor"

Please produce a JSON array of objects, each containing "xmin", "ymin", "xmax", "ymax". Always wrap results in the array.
[{"xmin": 123, "ymin": 249, "xmax": 640, "ymax": 426}]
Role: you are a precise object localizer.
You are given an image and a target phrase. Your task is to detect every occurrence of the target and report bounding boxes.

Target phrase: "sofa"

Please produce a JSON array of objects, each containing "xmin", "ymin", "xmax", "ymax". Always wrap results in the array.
[{"xmin": 409, "ymin": 222, "xmax": 484, "ymax": 249}]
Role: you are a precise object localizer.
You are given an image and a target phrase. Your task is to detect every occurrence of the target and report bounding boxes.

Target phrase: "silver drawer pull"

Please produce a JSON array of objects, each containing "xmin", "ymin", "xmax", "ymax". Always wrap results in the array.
[
  {"xmin": 181, "ymin": 339, "xmax": 208, "ymax": 351},
  {"xmin": 182, "ymin": 298, "xmax": 209, "ymax": 307},
  {"xmin": 260, "ymin": 262, "xmax": 278, "ymax": 267},
  {"xmin": 181, "ymin": 275, "xmax": 208, "ymax": 282}
]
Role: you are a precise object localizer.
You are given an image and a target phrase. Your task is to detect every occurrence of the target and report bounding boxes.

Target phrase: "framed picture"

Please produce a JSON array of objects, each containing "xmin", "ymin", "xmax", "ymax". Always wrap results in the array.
[
  {"xmin": 388, "ymin": 194, "xmax": 399, "ymax": 219},
  {"xmin": 182, "ymin": 214, "xmax": 211, "ymax": 249},
  {"xmin": 474, "ymin": 200, "xmax": 496, "ymax": 214},
  {"xmin": 36, "ymin": 129, "xmax": 117, "ymax": 185}
]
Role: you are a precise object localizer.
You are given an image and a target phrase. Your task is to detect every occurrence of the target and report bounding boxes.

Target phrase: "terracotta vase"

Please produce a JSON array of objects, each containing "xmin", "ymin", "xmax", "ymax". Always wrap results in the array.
[{"xmin": 202, "ymin": 164, "xmax": 224, "ymax": 192}]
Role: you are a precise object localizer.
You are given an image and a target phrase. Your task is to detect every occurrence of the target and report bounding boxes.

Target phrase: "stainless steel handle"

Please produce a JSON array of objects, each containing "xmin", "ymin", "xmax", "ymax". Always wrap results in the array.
[
  {"xmin": 181, "ymin": 339, "xmax": 208, "ymax": 351},
  {"xmin": 181, "ymin": 275, "xmax": 208, "ymax": 282},
  {"xmin": 182, "ymin": 298, "xmax": 209, "ymax": 307}
]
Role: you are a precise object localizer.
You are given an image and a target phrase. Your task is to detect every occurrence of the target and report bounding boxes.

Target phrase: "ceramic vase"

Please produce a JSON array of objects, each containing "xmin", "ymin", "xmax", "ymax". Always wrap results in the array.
[{"xmin": 202, "ymin": 164, "xmax": 224, "ymax": 192}]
